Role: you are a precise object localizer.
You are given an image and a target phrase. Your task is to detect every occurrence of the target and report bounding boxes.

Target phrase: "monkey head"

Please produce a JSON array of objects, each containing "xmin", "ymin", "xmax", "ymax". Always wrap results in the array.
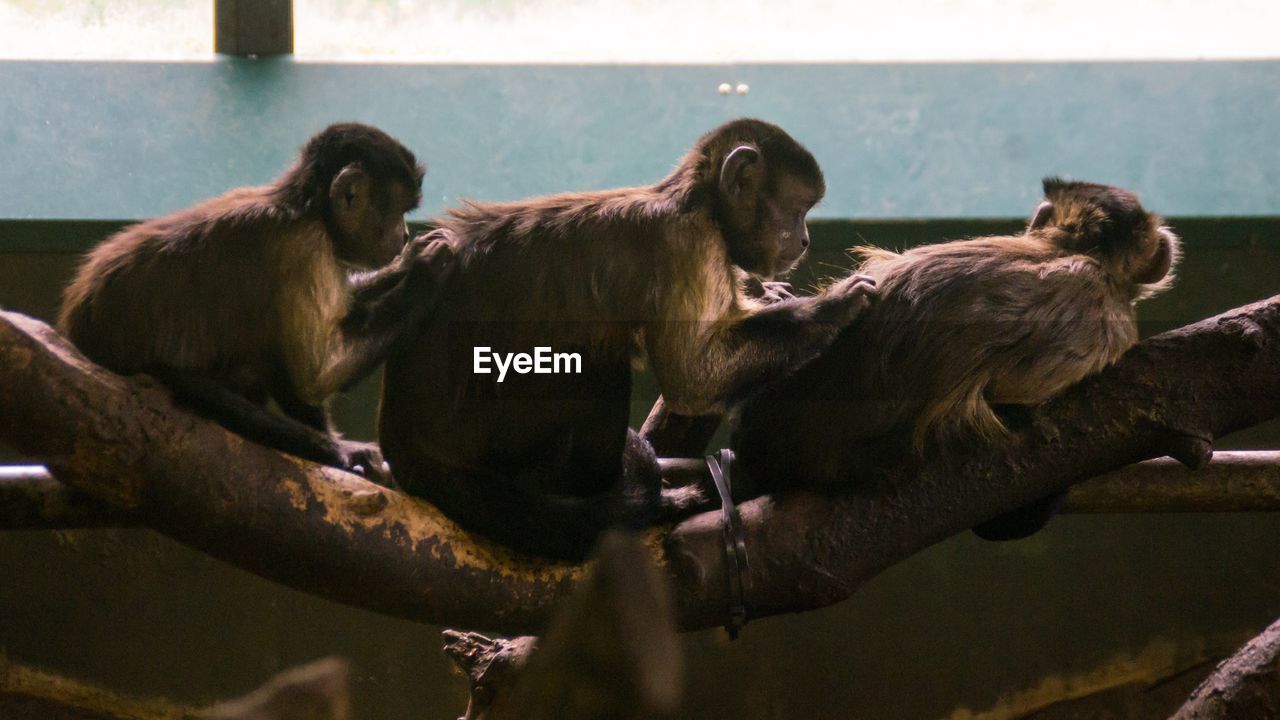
[
  {"xmin": 706, "ymin": 120, "xmax": 826, "ymax": 280},
  {"xmin": 1030, "ymin": 178, "xmax": 1181, "ymax": 300},
  {"xmin": 327, "ymin": 164, "xmax": 420, "ymax": 269},
  {"xmin": 280, "ymin": 122, "xmax": 425, "ymax": 269}
]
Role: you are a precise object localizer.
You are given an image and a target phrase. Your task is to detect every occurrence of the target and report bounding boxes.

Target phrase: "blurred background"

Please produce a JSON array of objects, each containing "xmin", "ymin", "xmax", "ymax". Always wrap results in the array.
[
  {"xmin": 2, "ymin": 0, "xmax": 1280, "ymax": 62},
  {"xmin": 0, "ymin": 1, "xmax": 1278, "ymax": 718}
]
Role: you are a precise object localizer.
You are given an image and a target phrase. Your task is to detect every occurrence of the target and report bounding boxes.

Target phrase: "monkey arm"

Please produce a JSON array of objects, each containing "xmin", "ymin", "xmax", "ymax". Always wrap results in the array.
[
  {"xmin": 298, "ymin": 238, "xmax": 457, "ymax": 400},
  {"xmin": 149, "ymin": 366, "xmax": 351, "ymax": 469},
  {"xmin": 302, "ymin": 303, "xmax": 414, "ymax": 400},
  {"xmin": 341, "ymin": 266, "xmax": 413, "ymax": 334},
  {"xmin": 646, "ymin": 290, "xmax": 867, "ymax": 415},
  {"xmin": 343, "ymin": 230, "xmax": 458, "ymax": 336},
  {"xmin": 640, "ymin": 396, "xmax": 722, "ymax": 457},
  {"xmin": 642, "ymin": 274, "xmax": 808, "ymax": 455}
]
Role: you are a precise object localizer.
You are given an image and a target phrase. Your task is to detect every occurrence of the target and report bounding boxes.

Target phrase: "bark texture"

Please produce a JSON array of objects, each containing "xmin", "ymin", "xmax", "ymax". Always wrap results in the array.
[
  {"xmin": 1173, "ymin": 617, "xmax": 1280, "ymax": 719},
  {"xmin": 0, "ymin": 298, "xmax": 1277, "ymax": 634},
  {"xmin": 445, "ymin": 532, "xmax": 681, "ymax": 720}
]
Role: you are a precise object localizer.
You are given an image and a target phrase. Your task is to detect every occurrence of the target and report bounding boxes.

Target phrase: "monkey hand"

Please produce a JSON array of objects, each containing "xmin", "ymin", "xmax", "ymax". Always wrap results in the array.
[
  {"xmin": 816, "ymin": 272, "xmax": 877, "ymax": 326},
  {"xmin": 335, "ymin": 439, "xmax": 398, "ymax": 489},
  {"xmin": 403, "ymin": 232, "xmax": 458, "ymax": 295},
  {"xmin": 743, "ymin": 277, "xmax": 797, "ymax": 305}
]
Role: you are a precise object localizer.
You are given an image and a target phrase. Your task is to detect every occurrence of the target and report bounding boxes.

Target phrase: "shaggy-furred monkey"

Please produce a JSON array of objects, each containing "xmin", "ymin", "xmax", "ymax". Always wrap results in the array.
[
  {"xmin": 379, "ymin": 118, "xmax": 876, "ymax": 559},
  {"xmin": 59, "ymin": 122, "xmax": 455, "ymax": 483},
  {"xmin": 732, "ymin": 178, "xmax": 1180, "ymax": 537}
]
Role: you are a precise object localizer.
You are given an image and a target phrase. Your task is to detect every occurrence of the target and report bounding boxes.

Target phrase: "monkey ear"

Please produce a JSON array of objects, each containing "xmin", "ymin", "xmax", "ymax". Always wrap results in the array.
[
  {"xmin": 1028, "ymin": 201, "xmax": 1054, "ymax": 231},
  {"xmin": 330, "ymin": 164, "xmax": 372, "ymax": 223},
  {"xmin": 1132, "ymin": 228, "xmax": 1177, "ymax": 285},
  {"xmin": 720, "ymin": 145, "xmax": 764, "ymax": 200}
]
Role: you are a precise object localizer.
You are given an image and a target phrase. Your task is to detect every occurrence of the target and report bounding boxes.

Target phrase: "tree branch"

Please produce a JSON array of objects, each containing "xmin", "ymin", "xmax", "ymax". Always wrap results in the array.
[
  {"xmin": 663, "ymin": 296, "xmax": 1280, "ymax": 629},
  {"xmin": 10, "ymin": 451, "xmax": 1280, "ymax": 532},
  {"xmin": 0, "ymin": 298, "xmax": 1277, "ymax": 634},
  {"xmin": 0, "ymin": 653, "xmax": 350, "ymax": 720},
  {"xmin": 0, "ymin": 465, "xmax": 134, "ymax": 529},
  {"xmin": 444, "ymin": 532, "xmax": 681, "ymax": 720},
  {"xmin": 1172, "ymin": 616, "xmax": 1280, "ymax": 719}
]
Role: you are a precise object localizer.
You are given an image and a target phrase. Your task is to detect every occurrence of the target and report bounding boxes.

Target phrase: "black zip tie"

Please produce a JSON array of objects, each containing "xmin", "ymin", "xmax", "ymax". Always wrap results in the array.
[{"xmin": 706, "ymin": 448, "xmax": 750, "ymax": 639}]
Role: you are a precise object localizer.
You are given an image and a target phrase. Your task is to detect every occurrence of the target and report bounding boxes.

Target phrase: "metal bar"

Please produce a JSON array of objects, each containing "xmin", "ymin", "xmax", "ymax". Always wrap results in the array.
[
  {"xmin": 658, "ymin": 450, "xmax": 1280, "ymax": 514},
  {"xmin": 4, "ymin": 451, "xmax": 1280, "ymax": 532},
  {"xmin": 1065, "ymin": 451, "xmax": 1280, "ymax": 513},
  {"xmin": 0, "ymin": 465, "xmax": 134, "ymax": 529}
]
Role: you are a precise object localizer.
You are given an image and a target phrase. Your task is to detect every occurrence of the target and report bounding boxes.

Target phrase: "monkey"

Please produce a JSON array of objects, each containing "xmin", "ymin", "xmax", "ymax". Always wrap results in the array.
[
  {"xmin": 58, "ymin": 122, "xmax": 456, "ymax": 483},
  {"xmin": 378, "ymin": 118, "xmax": 877, "ymax": 560},
  {"xmin": 730, "ymin": 178, "xmax": 1180, "ymax": 538}
]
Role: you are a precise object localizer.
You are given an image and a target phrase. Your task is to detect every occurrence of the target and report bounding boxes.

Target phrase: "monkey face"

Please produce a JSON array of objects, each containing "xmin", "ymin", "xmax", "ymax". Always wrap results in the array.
[
  {"xmin": 760, "ymin": 171, "xmax": 821, "ymax": 274},
  {"xmin": 718, "ymin": 152, "xmax": 821, "ymax": 279},
  {"xmin": 362, "ymin": 180, "xmax": 416, "ymax": 267},
  {"xmin": 329, "ymin": 168, "xmax": 415, "ymax": 269}
]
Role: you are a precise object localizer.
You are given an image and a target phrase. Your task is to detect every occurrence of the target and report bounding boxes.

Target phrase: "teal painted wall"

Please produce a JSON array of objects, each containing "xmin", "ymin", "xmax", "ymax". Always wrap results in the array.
[
  {"xmin": 1, "ymin": 58, "xmax": 1279, "ymax": 719},
  {"xmin": 1, "ymin": 60, "xmax": 1278, "ymax": 225}
]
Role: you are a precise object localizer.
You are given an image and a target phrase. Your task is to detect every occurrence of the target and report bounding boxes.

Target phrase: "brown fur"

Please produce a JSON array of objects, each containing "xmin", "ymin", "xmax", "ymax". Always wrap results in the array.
[
  {"xmin": 58, "ymin": 123, "xmax": 448, "ymax": 480},
  {"xmin": 733, "ymin": 178, "xmax": 1180, "ymax": 492},
  {"xmin": 59, "ymin": 191, "xmax": 340, "ymax": 396},
  {"xmin": 379, "ymin": 118, "xmax": 873, "ymax": 559}
]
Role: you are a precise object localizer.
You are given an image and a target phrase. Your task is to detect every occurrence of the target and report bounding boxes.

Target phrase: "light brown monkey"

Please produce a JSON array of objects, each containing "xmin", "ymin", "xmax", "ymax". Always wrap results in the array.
[
  {"xmin": 732, "ymin": 178, "xmax": 1180, "ymax": 525},
  {"xmin": 58, "ymin": 122, "xmax": 455, "ymax": 482},
  {"xmin": 379, "ymin": 118, "xmax": 876, "ymax": 559}
]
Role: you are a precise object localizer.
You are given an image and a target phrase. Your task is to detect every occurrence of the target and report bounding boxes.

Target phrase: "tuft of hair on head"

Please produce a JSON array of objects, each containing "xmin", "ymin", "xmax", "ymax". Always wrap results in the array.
[
  {"xmin": 685, "ymin": 118, "xmax": 826, "ymax": 198},
  {"xmin": 1039, "ymin": 176, "xmax": 1155, "ymax": 251},
  {"xmin": 1041, "ymin": 177, "xmax": 1181, "ymax": 298},
  {"xmin": 277, "ymin": 122, "xmax": 425, "ymax": 215}
]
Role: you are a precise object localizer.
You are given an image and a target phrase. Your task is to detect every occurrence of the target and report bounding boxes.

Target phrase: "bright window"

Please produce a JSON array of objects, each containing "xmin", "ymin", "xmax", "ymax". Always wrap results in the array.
[
  {"xmin": 0, "ymin": 1, "xmax": 211, "ymax": 59},
  {"xmin": 296, "ymin": 0, "xmax": 1280, "ymax": 63},
  {"xmin": 1, "ymin": 0, "xmax": 1277, "ymax": 62}
]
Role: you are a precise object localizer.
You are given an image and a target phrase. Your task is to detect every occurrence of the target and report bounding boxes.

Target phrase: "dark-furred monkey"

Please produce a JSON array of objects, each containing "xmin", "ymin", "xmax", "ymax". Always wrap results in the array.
[
  {"xmin": 380, "ymin": 118, "xmax": 876, "ymax": 559},
  {"xmin": 60, "ymin": 123, "xmax": 455, "ymax": 483},
  {"xmin": 733, "ymin": 178, "xmax": 1180, "ymax": 538}
]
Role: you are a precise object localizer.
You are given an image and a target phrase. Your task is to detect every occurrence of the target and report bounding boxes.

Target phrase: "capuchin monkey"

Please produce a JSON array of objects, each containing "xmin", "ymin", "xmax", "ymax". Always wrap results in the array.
[
  {"xmin": 732, "ymin": 178, "xmax": 1180, "ymax": 539},
  {"xmin": 59, "ymin": 122, "xmax": 455, "ymax": 484},
  {"xmin": 379, "ymin": 118, "xmax": 876, "ymax": 559}
]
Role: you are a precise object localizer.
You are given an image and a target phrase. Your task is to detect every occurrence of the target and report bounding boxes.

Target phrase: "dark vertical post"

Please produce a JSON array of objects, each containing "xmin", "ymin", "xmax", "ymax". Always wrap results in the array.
[{"xmin": 215, "ymin": 0, "xmax": 294, "ymax": 56}]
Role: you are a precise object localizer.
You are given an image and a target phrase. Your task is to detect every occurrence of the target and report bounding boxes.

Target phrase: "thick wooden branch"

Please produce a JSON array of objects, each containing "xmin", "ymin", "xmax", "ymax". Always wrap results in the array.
[
  {"xmin": 206, "ymin": 657, "xmax": 349, "ymax": 720},
  {"xmin": 0, "ymin": 298, "xmax": 1278, "ymax": 635},
  {"xmin": 0, "ymin": 654, "xmax": 349, "ymax": 720},
  {"xmin": 1172, "ymin": 616, "xmax": 1280, "ymax": 719},
  {"xmin": 1, "ymin": 652, "xmax": 197, "ymax": 720},
  {"xmin": 10, "ymin": 450, "xmax": 1280, "ymax": 532},
  {"xmin": 0, "ymin": 310, "xmax": 585, "ymax": 633},
  {"xmin": 663, "ymin": 296, "xmax": 1280, "ymax": 629},
  {"xmin": 659, "ymin": 451, "xmax": 1280, "ymax": 514},
  {"xmin": 444, "ymin": 532, "xmax": 681, "ymax": 720}
]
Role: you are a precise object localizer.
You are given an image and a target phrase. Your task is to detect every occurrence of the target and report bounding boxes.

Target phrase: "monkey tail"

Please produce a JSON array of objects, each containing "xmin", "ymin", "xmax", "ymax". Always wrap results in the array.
[{"xmin": 911, "ymin": 377, "xmax": 1007, "ymax": 453}]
